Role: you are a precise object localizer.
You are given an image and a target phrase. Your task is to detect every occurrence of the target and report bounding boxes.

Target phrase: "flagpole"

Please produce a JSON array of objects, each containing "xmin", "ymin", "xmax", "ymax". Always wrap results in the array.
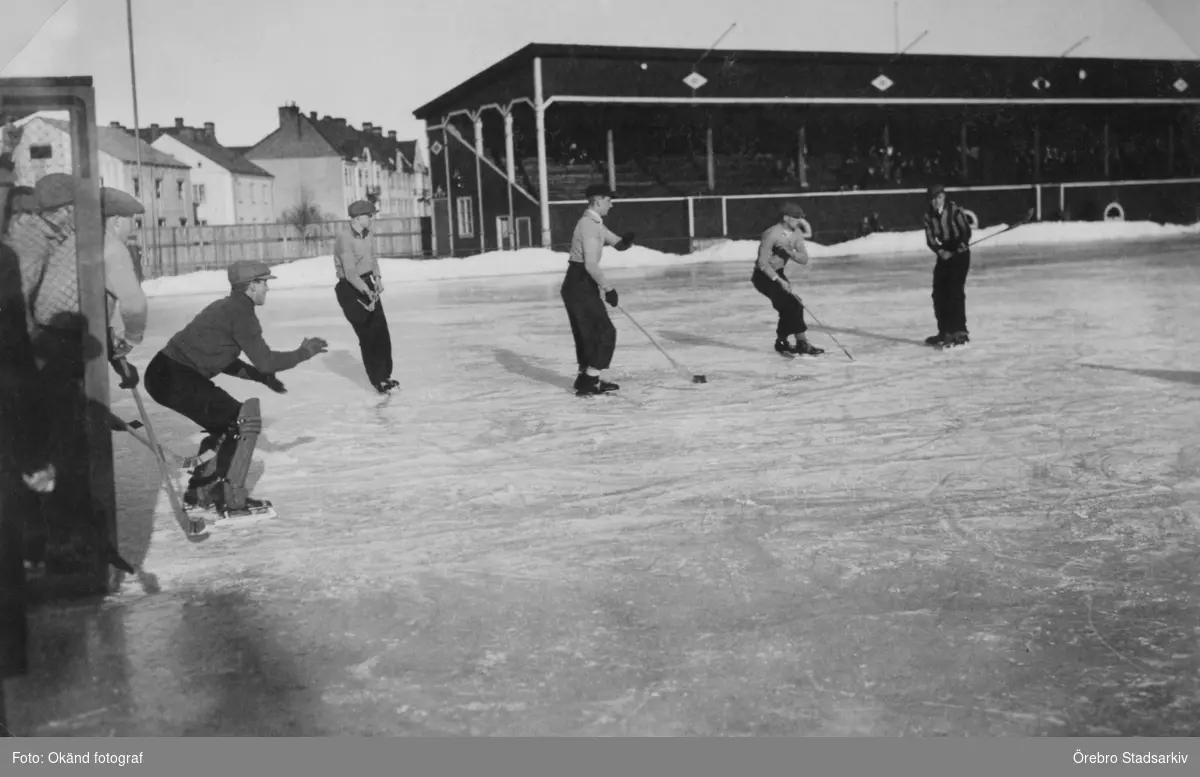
[{"xmin": 125, "ymin": 0, "xmax": 153, "ymax": 268}]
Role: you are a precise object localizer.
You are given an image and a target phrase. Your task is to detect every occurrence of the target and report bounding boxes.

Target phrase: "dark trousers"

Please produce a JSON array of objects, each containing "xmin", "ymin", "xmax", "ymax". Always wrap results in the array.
[
  {"xmin": 932, "ymin": 251, "xmax": 971, "ymax": 335},
  {"xmin": 335, "ymin": 276, "xmax": 393, "ymax": 386},
  {"xmin": 752, "ymin": 267, "xmax": 807, "ymax": 339},
  {"xmin": 561, "ymin": 262, "xmax": 616, "ymax": 372},
  {"xmin": 144, "ymin": 352, "xmax": 244, "ymax": 489}
]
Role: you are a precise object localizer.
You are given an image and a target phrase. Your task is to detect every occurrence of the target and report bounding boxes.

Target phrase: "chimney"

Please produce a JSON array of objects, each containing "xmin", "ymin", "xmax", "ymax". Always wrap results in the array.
[
  {"xmin": 150, "ymin": 123, "xmax": 160, "ymax": 139},
  {"xmin": 323, "ymin": 115, "xmax": 332, "ymax": 122},
  {"xmin": 175, "ymin": 117, "xmax": 184, "ymax": 130},
  {"xmin": 204, "ymin": 122, "xmax": 215, "ymax": 140},
  {"xmin": 372, "ymin": 126, "xmax": 382, "ymax": 136},
  {"xmin": 388, "ymin": 130, "xmax": 397, "ymax": 141},
  {"xmin": 363, "ymin": 122, "xmax": 373, "ymax": 134},
  {"xmin": 109, "ymin": 121, "xmax": 122, "ymax": 129},
  {"xmin": 309, "ymin": 111, "xmax": 318, "ymax": 120},
  {"xmin": 278, "ymin": 104, "xmax": 300, "ymax": 127},
  {"xmin": 334, "ymin": 118, "xmax": 346, "ymax": 129}
]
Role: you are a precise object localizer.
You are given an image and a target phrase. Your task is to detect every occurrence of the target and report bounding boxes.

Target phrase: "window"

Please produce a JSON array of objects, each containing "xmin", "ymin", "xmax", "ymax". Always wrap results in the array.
[
  {"xmin": 250, "ymin": 182, "xmax": 256, "ymax": 203},
  {"xmin": 135, "ymin": 217, "xmax": 143, "ymax": 228},
  {"xmin": 455, "ymin": 196, "xmax": 474, "ymax": 238},
  {"xmin": 179, "ymin": 217, "xmax": 187, "ymax": 226},
  {"xmin": 157, "ymin": 217, "xmax": 166, "ymax": 227},
  {"xmin": 133, "ymin": 177, "xmax": 140, "ymax": 196},
  {"xmin": 177, "ymin": 179, "xmax": 184, "ymax": 199},
  {"xmin": 154, "ymin": 178, "xmax": 162, "ymax": 198},
  {"xmin": 29, "ymin": 145, "xmax": 52, "ymax": 160},
  {"xmin": 193, "ymin": 184, "xmax": 206, "ymax": 203},
  {"xmin": 99, "ymin": 176, "xmax": 104, "ymax": 187}
]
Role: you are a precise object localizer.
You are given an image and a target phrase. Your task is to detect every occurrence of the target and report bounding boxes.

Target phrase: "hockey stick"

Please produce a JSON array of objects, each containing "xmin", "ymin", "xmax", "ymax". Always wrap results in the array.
[
  {"xmin": 616, "ymin": 305, "xmax": 707, "ymax": 383},
  {"xmin": 968, "ymin": 208, "xmax": 1035, "ymax": 248},
  {"xmin": 110, "ymin": 413, "xmax": 204, "ymax": 469},
  {"xmin": 127, "ymin": 386, "xmax": 209, "ymax": 542},
  {"xmin": 797, "ymin": 298, "xmax": 855, "ymax": 361}
]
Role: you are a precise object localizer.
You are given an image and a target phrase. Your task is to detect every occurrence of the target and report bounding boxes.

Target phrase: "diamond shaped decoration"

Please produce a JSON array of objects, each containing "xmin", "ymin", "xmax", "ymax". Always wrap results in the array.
[
  {"xmin": 1174, "ymin": 78, "xmax": 1189, "ymax": 93},
  {"xmin": 1032, "ymin": 77, "xmax": 1051, "ymax": 91},
  {"xmin": 683, "ymin": 71, "xmax": 708, "ymax": 90},
  {"xmin": 430, "ymin": 140, "xmax": 443, "ymax": 155},
  {"xmin": 871, "ymin": 74, "xmax": 894, "ymax": 92}
]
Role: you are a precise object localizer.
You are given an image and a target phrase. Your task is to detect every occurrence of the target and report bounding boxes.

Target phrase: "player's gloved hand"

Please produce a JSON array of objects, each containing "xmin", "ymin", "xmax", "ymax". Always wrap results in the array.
[
  {"xmin": 300, "ymin": 337, "xmax": 328, "ymax": 359},
  {"xmin": 937, "ymin": 249, "xmax": 953, "ymax": 260},
  {"xmin": 772, "ymin": 245, "xmax": 793, "ymax": 261},
  {"xmin": 262, "ymin": 373, "xmax": 287, "ymax": 394},
  {"xmin": 614, "ymin": 232, "xmax": 636, "ymax": 251},
  {"xmin": 604, "ymin": 288, "xmax": 619, "ymax": 307},
  {"xmin": 110, "ymin": 356, "xmax": 139, "ymax": 389}
]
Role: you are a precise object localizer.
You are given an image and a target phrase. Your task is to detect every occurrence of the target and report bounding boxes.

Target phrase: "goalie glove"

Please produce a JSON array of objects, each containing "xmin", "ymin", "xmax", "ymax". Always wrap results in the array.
[{"xmin": 614, "ymin": 232, "xmax": 636, "ymax": 252}]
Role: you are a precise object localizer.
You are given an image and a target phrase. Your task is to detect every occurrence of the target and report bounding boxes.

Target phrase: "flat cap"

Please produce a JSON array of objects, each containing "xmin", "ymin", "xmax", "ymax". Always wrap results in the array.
[
  {"xmin": 348, "ymin": 200, "xmax": 377, "ymax": 218},
  {"xmin": 101, "ymin": 187, "xmax": 145, "ymax": 218},
  {"xmin": 780, "ymin": 200, "xmax": 806, "ymax": 219},
  {"xmin": 584, "ymin": 183, "xmax": 615, "ymax": 200},
  {"xmin": 34, "ymin": 173, "xmax": 75, "ymax": 210},
  {"xmin": 926, "ymin": 184, "xmax": 946, "ymax": 199},
  {"xmin": 227, "ymin": 259, "xmax": 278, "ymax": 286}
]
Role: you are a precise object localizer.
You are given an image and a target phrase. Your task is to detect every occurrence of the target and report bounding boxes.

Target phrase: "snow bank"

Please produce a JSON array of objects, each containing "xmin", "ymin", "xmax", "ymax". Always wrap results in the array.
[{"xmin": 141, "ymin": 219, "xmax": 1200, "ymax": 299}]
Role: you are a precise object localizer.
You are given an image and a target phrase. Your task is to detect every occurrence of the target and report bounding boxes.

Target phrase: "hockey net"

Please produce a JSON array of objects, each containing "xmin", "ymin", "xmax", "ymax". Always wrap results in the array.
[{"xmin": 1, "ymin": 79, "xmax": 118, "ymax": 599}]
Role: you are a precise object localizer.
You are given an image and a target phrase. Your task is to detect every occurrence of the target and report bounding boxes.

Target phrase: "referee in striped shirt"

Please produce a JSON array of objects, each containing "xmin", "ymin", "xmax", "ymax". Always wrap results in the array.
[{"xmin": 923, "ymin": 184, "xmax": 973, "ymax": 348}]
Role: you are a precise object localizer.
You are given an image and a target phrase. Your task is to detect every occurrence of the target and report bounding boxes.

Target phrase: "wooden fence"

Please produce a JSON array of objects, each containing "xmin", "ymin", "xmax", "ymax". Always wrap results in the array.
[{"xmin": 133, "ymin": 216, "xmax": 431, "ymax": 279}]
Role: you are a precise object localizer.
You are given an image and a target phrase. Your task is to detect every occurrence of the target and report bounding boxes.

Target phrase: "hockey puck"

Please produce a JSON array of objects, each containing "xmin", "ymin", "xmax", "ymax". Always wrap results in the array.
[{"xmin": 692, "ymin": 375, "xmax": 707, "ymax": 383}]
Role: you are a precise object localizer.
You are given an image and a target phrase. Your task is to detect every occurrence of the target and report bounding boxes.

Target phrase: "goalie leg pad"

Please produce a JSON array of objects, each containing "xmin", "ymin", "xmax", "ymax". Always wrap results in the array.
[{"xmin": 218, "ymin": 398, "xmax": 261, "ymax": 511}]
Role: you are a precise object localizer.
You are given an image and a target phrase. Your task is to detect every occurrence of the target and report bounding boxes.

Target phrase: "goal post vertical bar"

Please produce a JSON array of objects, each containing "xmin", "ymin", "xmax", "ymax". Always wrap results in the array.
[{"xmin": 69, "ymin": 84, "xmax": 117, "ymax": 593}]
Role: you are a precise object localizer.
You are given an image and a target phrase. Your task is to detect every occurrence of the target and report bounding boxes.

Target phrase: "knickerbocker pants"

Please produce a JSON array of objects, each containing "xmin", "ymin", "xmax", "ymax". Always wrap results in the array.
[{"xmin": 561, "ymin": 262, "xmax": 616, "ymax": 372}]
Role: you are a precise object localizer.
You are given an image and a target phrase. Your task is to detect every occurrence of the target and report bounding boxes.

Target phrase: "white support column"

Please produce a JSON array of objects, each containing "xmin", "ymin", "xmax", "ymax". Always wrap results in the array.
[
  {"xmin": 687, "ymin": 197, "xmax": 695, "ymax": 242},
  {"xmin": 706, "ymin": 123, "xmax": 715, "ymax": 191},
  {"xmin": 504, "ymin": 110, "xmax": 516, "ymax": 249},
  {"xmin": 473, "ymin": 111, "xmax": 485, "ymax": 253},
  {"xmin": 534, "ymin": 56, "xmax": 551, "ymax": 247},
  {"xmin": 721, "ymin": 197, "xmax": 728, "ymax": 237}
]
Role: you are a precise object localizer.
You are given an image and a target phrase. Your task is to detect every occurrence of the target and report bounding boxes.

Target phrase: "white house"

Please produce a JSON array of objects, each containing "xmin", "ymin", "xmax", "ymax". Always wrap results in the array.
[
  {"xmin": 145, "ymin": 119, "xmax": 274, "ymax": 225},
  {"xmin": 11, "ymin": 113, "xmax": 194, "ymax": 227}
]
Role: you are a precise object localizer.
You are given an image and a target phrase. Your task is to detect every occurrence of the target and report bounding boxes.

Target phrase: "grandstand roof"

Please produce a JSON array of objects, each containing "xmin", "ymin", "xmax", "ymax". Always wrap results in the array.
[{"xmin": 413, "ymin": 42, "xmax": 1200, "ymax": 122}]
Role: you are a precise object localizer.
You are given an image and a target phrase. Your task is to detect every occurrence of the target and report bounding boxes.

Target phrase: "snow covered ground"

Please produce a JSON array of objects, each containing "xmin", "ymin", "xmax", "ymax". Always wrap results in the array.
[
  {"xmin": 14, "ymin": 220, "xmax": 1198, "ymax": 736},
  {"xmin": 140, "ymin": 218, "xmax": 1200, "ymax": 298}
]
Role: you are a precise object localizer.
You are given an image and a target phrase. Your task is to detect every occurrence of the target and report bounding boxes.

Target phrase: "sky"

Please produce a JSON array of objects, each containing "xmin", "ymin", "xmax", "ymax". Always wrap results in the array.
[{"xmin": 1, "ymin": 0, "xmax": 1197, "ymax": 154}]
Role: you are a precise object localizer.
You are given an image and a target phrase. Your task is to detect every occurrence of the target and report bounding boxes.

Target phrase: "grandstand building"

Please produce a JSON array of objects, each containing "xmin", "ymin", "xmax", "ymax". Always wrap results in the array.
[{"xmin": 412, "ymin": 43, "xmax": 1200, "ymax": 256}]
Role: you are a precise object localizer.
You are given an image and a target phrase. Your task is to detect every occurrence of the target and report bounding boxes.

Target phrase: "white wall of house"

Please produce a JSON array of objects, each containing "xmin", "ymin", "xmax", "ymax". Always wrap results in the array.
[
  {"xmin": 232, "ymin": 176, "xmax": 275, "ymax": 224},
  {"xmin": 150, "ymin": 135, "xmax": 273, "ymax": 225}
]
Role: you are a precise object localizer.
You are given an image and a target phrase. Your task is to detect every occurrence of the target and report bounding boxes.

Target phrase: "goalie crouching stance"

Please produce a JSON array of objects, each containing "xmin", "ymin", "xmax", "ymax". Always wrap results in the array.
[{"xmin": 143, "ymin": 260, "xmax": 327, "ymax": 517}]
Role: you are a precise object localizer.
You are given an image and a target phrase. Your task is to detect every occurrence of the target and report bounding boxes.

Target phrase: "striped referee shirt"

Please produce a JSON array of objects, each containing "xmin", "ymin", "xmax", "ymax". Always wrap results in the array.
[{"xmin": 924, "ymin": 202, "xmax": 973, "ymax": 254}]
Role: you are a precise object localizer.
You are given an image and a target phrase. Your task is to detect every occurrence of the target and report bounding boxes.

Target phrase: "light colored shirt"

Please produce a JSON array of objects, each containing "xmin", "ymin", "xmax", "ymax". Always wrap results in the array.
[
  {"xmin": 755, "ymin": 222, "xmax": 810, "ymax": 280},
  {"xmin": 333, "ymin": 226, "xmax": 379, "ymax": 281},
  {"xmin": 104, "ymin": 226, "xmax": 148, "ymax": 345},
  {"xmin": 568, "ymin": 209, "xmax": 623, "ymax": 289}
]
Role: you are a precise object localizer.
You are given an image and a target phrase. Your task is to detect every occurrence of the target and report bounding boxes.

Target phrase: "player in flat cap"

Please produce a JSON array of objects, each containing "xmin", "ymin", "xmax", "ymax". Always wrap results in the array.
[
  {"xmin": 100, "ymin": 187, "xmax": 149, "ymax": 363},
  {"xmin": 142, "ymin": 260, "xmax": 329, "ymax": 519},
  {"xmin": 752, "ymin": 200, "xmax": 824, "ymax": 357},
  {"xmin": 561, "ymin": 184, "xmax": 636, "ymax": 396},
  {"xmin": 334, "ymin": 199, "xmax": 398, "ymax": 394}
]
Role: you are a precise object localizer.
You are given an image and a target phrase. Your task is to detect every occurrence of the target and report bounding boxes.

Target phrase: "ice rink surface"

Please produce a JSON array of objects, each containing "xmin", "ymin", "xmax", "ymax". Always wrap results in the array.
[{"xmin": 9, "ymin": 236, "xmax": 1200, "ymax": 736}]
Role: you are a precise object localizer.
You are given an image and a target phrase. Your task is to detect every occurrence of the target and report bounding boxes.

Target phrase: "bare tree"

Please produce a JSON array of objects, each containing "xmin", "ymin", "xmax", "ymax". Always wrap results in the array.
[{"xmin": 280, "ymin": 186, "xmax": 326, "ymax": 240}]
